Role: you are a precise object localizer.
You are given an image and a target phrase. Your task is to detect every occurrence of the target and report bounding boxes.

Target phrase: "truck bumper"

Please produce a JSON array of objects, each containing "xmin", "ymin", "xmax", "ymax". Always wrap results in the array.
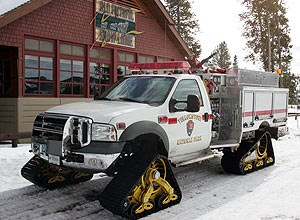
[
  {"xmin": 62, "ymin": 152, "xmax": 121, "ymax": 172},
  {"xmin": 32, "ymin": 140, "xmax": 126, "ymax": 173},
  {"xmin": 277, "ymin": 125, "xmax": 289, "ymax": 137}
]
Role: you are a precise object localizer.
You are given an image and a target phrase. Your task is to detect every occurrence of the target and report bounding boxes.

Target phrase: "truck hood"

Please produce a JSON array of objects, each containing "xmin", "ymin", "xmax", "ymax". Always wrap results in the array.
[{"xmin": 46, "ymin": 100, "xmax": 149, "ymax": 123}]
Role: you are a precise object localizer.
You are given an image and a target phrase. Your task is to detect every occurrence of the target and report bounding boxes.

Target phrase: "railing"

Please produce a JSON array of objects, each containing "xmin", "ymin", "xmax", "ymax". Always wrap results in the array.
[{"xmin": 0, "ymin": 131, "xmax": 32, "ymax": 147}]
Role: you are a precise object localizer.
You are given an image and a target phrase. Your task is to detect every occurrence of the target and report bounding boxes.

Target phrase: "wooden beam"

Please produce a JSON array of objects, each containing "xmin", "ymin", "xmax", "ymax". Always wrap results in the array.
[
  {"xmin": 0, "ymin": 0, "xmax": 53, "ymax": 28},
  {"xmin": 0, "ymin": 131, "xmax": 32, "ymax": 147}
]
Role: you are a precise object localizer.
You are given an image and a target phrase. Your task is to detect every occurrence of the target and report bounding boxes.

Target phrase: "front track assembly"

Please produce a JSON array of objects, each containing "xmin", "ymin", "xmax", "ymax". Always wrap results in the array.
[
  {"xmin": 221, "ymin": 131, "xmax": 275, "ymax": 175},
  {"xmin": 21, "ymin": 155, "xmax": 93, "ymax": 189},
  {"xmin": 99, "ymin": 153, "xmax": 181, "ymax": 219}
]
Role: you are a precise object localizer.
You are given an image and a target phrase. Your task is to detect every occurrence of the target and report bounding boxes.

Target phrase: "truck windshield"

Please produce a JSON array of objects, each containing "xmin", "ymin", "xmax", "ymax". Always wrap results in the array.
[{"xmin": 97, "ymin": 76, "xmax": 176, "ymax": 106}]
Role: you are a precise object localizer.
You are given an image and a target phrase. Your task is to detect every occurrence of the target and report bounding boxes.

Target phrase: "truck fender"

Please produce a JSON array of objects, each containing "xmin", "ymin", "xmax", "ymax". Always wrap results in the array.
[{"xmin": 119, "ymin": 121, "xmax": 169, "ymax": 153}]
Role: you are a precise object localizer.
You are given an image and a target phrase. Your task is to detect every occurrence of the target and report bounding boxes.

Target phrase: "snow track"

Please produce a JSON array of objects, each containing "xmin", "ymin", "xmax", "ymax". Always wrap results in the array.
[
  {"xmin": 1, "ymin": 117, "xmax": 300, "ymax": 220},
  {"xmin": 0, "ymin": 155, "xmax": 284, "ymax": 220}
]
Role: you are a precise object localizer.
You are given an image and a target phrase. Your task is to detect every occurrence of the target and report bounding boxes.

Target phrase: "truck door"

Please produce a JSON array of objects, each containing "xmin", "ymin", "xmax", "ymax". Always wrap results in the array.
[{"xmin": 165, "ymin": 79, "xmax": 211, "ymax": 160}]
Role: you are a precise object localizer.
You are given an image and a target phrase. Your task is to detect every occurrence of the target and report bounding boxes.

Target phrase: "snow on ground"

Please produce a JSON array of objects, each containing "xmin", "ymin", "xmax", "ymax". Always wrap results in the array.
[{"xmin": 0, "ymin": 117, "xmax": 300, "ymax": 220}]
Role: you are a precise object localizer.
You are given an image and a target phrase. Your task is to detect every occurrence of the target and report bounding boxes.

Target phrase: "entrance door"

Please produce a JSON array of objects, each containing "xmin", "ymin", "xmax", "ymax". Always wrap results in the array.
[
  {"xmin": 0, "ymin": 46, "xmax": 18, "ymax": 97},
  {"xmin": 0, "ymin": 59, "xmax": 11, "ymax": 95}
]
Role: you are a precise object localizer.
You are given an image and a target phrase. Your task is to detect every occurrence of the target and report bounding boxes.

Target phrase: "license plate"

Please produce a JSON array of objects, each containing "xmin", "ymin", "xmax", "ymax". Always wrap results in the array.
[{"xmin": 49, "ymin": 154, "xmax": 60, "ymax": 165}]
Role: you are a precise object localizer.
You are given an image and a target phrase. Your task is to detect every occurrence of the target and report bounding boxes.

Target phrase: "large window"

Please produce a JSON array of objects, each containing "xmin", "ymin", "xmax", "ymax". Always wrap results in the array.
[
  {"xmin": 59, "ymin": 43, "xmax": 85, "ymax": 96},
  {"xmin": 89, "ymin": 62, "xmax": 110, "ymax": 96},
  {"xmin": 117, "ymin": 52, "xmax": 135, "ymax": 80},
  {"xmin": 157, "ymin": 57, "xmax": 173, "ymax": 62},
  {"xmin": 89, "ymin": 48, "xmax": 112, "ymax": 96},
  {"xmin": 24, "ymin": 38, "xmax": 55, "ymax": 95},
  {"xmin": 138, "ymin": 54, "xmax": 154, "ymax": 63},
  {"xmin": 60, "ymin": 59, "xmax": 84, "ymax": 95}
]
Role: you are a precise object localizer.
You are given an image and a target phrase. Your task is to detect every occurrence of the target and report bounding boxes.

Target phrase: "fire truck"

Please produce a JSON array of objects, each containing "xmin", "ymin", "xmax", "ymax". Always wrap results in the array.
[{"xmin": 21, "ymin": 61, "xmax": 288, "ymax": 219}]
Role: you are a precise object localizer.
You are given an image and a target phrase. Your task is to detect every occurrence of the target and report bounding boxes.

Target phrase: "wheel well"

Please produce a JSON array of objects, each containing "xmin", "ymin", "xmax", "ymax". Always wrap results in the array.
[
  {"xmin": 258, "ymin": 121, "xmax": 278, "ymax": 140},
  {"xmin": 259, "ymin": 121, "xmax": 270, "ymax": 130},
  {"xmin": 122, "ymin": 133, "xmax": 168, "ymax": 157}
]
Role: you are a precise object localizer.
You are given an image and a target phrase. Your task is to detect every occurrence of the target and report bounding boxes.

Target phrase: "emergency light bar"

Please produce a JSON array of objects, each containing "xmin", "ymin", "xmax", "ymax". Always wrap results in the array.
[{"xmin": 128, "ymin": 61, "xmax": 191, "ymax": 70}]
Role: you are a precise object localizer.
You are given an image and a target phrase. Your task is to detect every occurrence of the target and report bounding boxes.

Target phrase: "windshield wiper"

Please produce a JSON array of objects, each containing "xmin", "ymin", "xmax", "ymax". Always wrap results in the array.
[
  {"xmin": 118, "ymin": 97, "xmax": 145, "ymax": 103},
  {"xmin": 97, "ymin": 97, "xmax": 112, "ymax": 101}
]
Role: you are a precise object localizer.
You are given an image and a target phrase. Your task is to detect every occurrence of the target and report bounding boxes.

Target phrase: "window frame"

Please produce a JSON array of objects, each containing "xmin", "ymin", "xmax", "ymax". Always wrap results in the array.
[
  {"xmin": 24, "ymin": 37, "xmax": 56, "ymax": 97},
  {"xmin": 169, "ymin": 79, "xmax": 204, "ymax": 112},
  {"xmin": 89, "ymin": 60, "xmax": 112, "ymax": 97}
]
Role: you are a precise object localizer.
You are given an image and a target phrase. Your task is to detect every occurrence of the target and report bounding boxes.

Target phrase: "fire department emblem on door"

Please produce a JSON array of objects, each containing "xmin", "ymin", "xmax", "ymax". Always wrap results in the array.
[{"xmin": 186, "ymin": 120, "xmax": 194, "ymax": 136}]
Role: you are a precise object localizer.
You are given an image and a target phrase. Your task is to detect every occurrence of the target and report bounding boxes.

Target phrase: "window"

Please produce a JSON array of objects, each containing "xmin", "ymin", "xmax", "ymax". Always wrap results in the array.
[
  {"xmin": 60, "ymin": 59, "xmax": 84, "ymax": 95},
  {"xmin": 99, "ymin": 76, "xmax": 176, "ymax": 106},
  {"xmin": 157, "ymin": 57, "xmax": 173, "ymax": 62},
  {"xmin": 24, "ymin": 37, "xmax": 55, "ymax": 96},
  {"xmin": 118, "ymin": 52, "xmax": 135, "ymax": 63},
  {"xmin": 170, "ymin": 79, "xmax": 203, "ymax": 111},
  {"xmin": 90, "ymin": 48, "xmax": 111, "ymax": 60},
  {"xmin": 59, "ymin": 43, "xmax": 85, "ymax": 96},
  {"xmin": 60, "ymin": 44, "xmax": 84, "ymax": 57},
  {"xmin": 117, "ymin": 52, "xmax": 135, "ymax": 80},
  {"xmin": 89, "ymin": 62, "xmax": 110, "ymax": 96},
  {"xmin": 117, "ymin": 65, "xmax": 131, "ymax": 80},
  {"xmin": 138, "ymin": 55, "xmax": 155, "ymax": 63},
  {"xmin": 25, "ymin": 55, "xmax": 54, "ymax": 95},
  {"xmin": 89, "ymin": 48, "xmax": 112, "ymax": 97},
  {"xmin": 25, "ymin": 38, "xmax": 54, "ymax": 53}
]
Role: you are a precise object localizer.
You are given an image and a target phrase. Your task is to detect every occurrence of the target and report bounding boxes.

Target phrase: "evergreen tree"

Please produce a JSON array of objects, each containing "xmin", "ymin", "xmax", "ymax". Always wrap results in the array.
[
  {"xmin": 240, "ymin": 0, "xmax": 292, "ymax": 72},
  {"xmin": 165, "ymin": 0, "xmax": 201, "ymax": 57},
  {"xmin": 282, "ymin": 72, "xmax": 298, "ymax": 105},
  {"xmin": 233, "ymin": 55, "xmax": 238, "ymax": 68},
  {"xmin": 211, "ymin": 41, "xmax": 231, "ymax": 68},
  {"xmin": 240, "ymin": 0, "xmax": 297, "ymax": 103}
]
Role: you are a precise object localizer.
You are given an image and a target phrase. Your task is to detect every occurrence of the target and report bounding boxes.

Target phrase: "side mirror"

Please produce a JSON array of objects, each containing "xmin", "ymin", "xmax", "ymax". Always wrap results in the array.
[{"xmin": 187, "ymin": 94, "xmax": 200, "ymax": 112}]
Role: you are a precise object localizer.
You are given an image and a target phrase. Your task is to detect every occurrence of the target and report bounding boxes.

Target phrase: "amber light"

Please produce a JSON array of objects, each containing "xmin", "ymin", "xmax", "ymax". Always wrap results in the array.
[
  {"xmin": 158, "ymin": 116, "xmax": 168, "ymax": 124},
  {"xmin": 116, "ymin": 122, "xmax": 126, "ymax": 130}
]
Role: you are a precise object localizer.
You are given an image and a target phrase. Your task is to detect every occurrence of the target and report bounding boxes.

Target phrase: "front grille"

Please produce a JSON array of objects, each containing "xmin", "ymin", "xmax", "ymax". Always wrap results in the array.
[{"xmin": 32, "ymin": 113, "xmax": 69, "ymax": 141}]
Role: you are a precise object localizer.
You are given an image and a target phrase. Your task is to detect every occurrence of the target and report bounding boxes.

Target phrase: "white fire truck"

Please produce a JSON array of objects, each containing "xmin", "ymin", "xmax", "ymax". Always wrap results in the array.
[{"xmin": 21, "ymin": 61, "xmax": 288, "ymax": 219}]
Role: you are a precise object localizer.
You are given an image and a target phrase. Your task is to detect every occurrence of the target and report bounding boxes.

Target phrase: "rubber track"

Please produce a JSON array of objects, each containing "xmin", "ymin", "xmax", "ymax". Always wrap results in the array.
[
  {"xmin": 221, "ymin": 131, "xmax": 275, "ymax": 175},
  {"xmin": 21, "ymin": 155, "xmax": 93, "ymax": 189},
  {"xmin": 99, "ymin": 153, "xmax": 182, "ymax": 219}
]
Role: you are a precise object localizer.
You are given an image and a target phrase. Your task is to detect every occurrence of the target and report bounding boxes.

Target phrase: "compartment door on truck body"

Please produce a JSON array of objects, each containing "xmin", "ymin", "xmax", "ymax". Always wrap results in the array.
[
  {"xmin": 273, "ymin": 91, "xmax": 288, "ymax": 121},
  {"xmin": 165, "ymin": 78, "xmax": 211, "ymax": 162},
  {"xmin": 243, "ymin": 91, "xmax": 255, "ymax": 127},
  {"xmin": 255, "ymin": 90, "xmax": 273, "ymax": 120}
]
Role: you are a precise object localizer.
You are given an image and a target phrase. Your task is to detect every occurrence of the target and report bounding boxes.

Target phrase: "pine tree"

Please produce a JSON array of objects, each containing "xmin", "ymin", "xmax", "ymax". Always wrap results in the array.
[
  {"xmin": 233, "ymin": 55, "xmax": 238, "ymax": 68},
  {"xmin": 240, "ymin": 0, "xmax": 297, "ymax": 103},
  {"xmin": 282, "ymin": 72, "xmax": 298, "ymax": 105},
  {"xmin": 240, "ymin": 0, "xmax": 292, "ymax": 72},
  {"xmin": 211, "ymin": 41, "xmax": 231, "ymax": 68},
  {"xmin": 165, "ymin": 0, "xmax": 201, "ymax": 57}
]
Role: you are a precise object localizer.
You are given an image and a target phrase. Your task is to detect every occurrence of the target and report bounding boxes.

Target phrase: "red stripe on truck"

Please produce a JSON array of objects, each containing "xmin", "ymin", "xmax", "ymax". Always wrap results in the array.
[
  {"xmin": 168, "ymin": 118, "xmax": 177, "ymax": 124},
  {"xmin": 243, "ymin": 109, "xmax": 287, "ymax": 117},
  {"xmin": 274, "ymin": 109, "xmax": 287, "ymax": 114}
]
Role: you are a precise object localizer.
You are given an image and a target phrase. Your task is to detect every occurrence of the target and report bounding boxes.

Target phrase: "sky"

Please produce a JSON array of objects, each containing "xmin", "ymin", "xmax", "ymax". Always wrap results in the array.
[
  {"xmin": 194, "ymin": 0, "xmax": 300, "ymax": 74},
  {"xmin": 0, "ymin": 0, "xmax": 299, "ymax": 74}
]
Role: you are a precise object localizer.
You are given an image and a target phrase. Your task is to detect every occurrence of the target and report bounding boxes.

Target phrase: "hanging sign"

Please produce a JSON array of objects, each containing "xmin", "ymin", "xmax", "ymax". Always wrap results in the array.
[{"xmin": 95, "ymin": 0, "xmax": 142, "ymax": 48}]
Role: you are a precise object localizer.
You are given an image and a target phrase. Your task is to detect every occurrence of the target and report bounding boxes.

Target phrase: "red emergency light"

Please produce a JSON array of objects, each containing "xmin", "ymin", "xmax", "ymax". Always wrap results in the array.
[{"xmin": 128, "ymin": 61, "xmax": 191, "ymax": 70}]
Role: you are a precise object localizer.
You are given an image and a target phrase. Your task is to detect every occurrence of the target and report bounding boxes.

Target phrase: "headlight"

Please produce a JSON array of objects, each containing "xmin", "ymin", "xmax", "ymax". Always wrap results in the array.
[{"xmin": 92, "ymin": 123, "xmax": 116, "ymax": 142}]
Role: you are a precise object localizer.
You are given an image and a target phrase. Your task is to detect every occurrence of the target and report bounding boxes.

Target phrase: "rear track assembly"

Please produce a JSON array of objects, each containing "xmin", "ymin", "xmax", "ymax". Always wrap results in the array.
[
  {"xmin": 221, "ymin": 131, "xmax": 275, "ymax": 175},
  {"xmin": 99, "ymin": 153, "xmax": 181, "ymax": 219},
  {"xmin": 21, "ymin": 155, "xmax": 93, "ymax": 189}
]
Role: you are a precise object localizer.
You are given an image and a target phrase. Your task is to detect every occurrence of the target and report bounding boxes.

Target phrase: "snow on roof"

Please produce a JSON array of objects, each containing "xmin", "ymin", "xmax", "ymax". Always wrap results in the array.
[{"xmin": 0, "ymin": 0, "xmax": 31, "ymax": 16}]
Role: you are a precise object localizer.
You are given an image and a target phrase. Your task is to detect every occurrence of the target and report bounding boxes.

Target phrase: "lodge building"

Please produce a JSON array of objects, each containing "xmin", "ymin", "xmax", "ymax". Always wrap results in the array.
[{"xmin": 0, "ymin": 0, "xmax": 192, "ymax": 136}]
